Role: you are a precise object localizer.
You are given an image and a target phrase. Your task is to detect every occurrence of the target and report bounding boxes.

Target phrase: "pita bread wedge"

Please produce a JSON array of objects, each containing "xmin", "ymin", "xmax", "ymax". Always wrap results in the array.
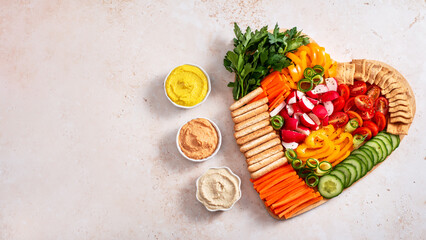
[
  {"xmin": 352, "ymin": 59, "xmax": 366, "ymax": 81},
  {"xmin": 363, "ymin": 61, "xmax": 375, "ymax": 83},
  {"xmin": 390, "ymin": 111, "xmax": 412, "ymax": 120},
  {"xmin": 389, "ymin": 93, "xmax": 409, "ymax": 102},
  {"xmin": 382, "ymin": 73, "xmax": 398, "ymax": 90},
  {"xmin": 367, "ymin": 63, "xmax": 382, "ymax": 84},
  {"xmin": 385, "ymin": 83, "xmax": 406, "ymax": 99},
  {"xmin": 389, "ymin": 99, "xmax": 410, "ymax": 107},
  {"xmin": 387, "ymin": 122, "xmax": 410, "ymax": 135},
  {"xmin": 389, "ymin": 105, "xmax": 411, "ymax": 113},
  {"xmin": 375, "ymin": 67, "xmax": 391, "ymax": 86},
  {"xmin": 344, "ymin": 63, "xmax": 355, "ymax": 85},
  {"xmin": 377, "ymin": 71, "xmax": 394, "ymax": 89},
  {"xmin": 335, "ymin": 62, "xmax": 346, "ymax": 84},
  {"xmin": 389, "ymin": 116, "xmax": 413, "ymax": 124},
  {"xmin": 382, "ymin": 82, "xmax": 400, "ymax": 95}
]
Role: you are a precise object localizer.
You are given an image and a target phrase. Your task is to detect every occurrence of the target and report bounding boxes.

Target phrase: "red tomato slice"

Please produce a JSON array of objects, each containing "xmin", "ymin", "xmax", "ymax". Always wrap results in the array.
[
  {"xmin": 363, "ymin": 121, "xmax": 379, "ymax": 136},
  {"xmin": 347, "ymin": 110, "xmax": 363, "ymax": 127},
  {"xmin": 358, "ymin": 108, "xmax": 375, "ymax": 120},
  {"xmin": 353, "ymin": 127, "xmax": 372, "ymax": 141},
  {"xmin": 338, "ymin": 84, "xmax": 350, "ymax": 101},
  {"xmin": 354, "ymin": 95, "xmax": 374, "ymax": 111},
  {"xmin": 373, "ymin": 112, "xmax": 387, "ymax": 131},
  {"xmin": 328, "ymin": 112, "xmax": 349, "ymax": 128},
  {"xmin": 344, "ymin": 97, "xmax": 356, "ymax": 112},
  {"xmin": 349, "ymin": 81, "xmax": 367, "ymax": 96},
  {"xmin": 374, "ymin": 97, "xmax": 389, "ymax": 116},
  {"xmin": 366, "ymin": 86, "xmax": 381, "ymax": 101},
  {"xmin": 332, "ymin": 96, "xmax": 345, "ymax": 113}
]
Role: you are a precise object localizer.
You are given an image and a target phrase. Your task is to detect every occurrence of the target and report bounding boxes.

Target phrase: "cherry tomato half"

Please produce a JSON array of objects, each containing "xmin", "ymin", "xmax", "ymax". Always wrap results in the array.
[
  {"xmin": 344, "ymin": 97, "xmax": 356, "ymax": 112},
  {"xmin": 358, "ymin": 108, "xmax": 376, "ymax": 120},
  {"xmin": 347, "ymin": 110, "xmax": 363, "ymax": 127},
  {"xmin": 349, "ymin": 81, "xmax": 367, "ymax": 96},
  {"xmin": 355, "ymin": 95, "xmax": 374, "ymax": 111},
  {"xmin": 338, "ymin": 84, "xmax": 350, "ymax": 101},
  {"xmin": 328, "ymin": 112, "xmax": 349, "ymax": 128},
  {"xmin": 363, "ymin": 121, "xmax": 379, "ymax": 137},
  {"xmin": 373, "ymin": 112, "xmax": 387, "ymax": 131},
  {"xmin": 366, "ymin": 86, "xmax": 381, "ymax": 101},
  {"xmin": 332, "ymin": 96, "xmax": 345, "ymax": 113},
  {"xmin": 353, "ymin": 127, "xmax": 372, "ymax": 141},
  {"xmin": 374, "ymin": 97, "xmax": 389, "ymax": 116}
]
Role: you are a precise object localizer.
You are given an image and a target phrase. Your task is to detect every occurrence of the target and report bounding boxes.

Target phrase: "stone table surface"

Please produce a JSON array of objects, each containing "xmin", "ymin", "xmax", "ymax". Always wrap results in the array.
[{"xmin": 1, "ymin": 1, "xmax": 425, "ymax": 239}]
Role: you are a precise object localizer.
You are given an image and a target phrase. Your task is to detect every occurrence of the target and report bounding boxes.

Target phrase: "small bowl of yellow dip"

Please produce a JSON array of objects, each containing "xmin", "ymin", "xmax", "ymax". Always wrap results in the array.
[{"xmin": 164, "ymin": 64, "xmax": 211, "ymax": 108}]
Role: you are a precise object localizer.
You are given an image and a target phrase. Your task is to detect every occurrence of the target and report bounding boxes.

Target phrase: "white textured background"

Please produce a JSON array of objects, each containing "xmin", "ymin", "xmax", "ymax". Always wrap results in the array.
[{"xmin": 0, "ymin": 0, "xmax": 425, "ymax": 239}]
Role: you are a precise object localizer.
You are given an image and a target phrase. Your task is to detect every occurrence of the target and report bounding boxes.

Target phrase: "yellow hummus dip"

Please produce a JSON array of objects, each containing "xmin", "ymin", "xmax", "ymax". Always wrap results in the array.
[
  {"xmin": 196, "ymin": 168, "xmax": 241, "ymax": 211},
  {"xmin": 165, "ymin": 64, "xmax": 208, "ymax": 107},
  {"xmin": 178, "ymin": 118, "xmax": 218, "ymax": 160}
]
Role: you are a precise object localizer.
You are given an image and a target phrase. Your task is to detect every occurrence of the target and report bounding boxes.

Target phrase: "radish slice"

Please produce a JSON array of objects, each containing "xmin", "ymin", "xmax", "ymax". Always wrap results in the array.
[
  {"xmin": 284, "ymin": 118, "xmax": 298, "ymax": 131},
  {"xmin": 286, "ymin": 104, "xmax": 294, "ymax": 116},
  {"xmin": 292, "ymin": 103, "xmax": 303, "ymax": 114},
  {"xmin": 293, "ymin": 112, "xmax": 303, "ymax": 122},
  {"xmin": 312, "ymin": 105, "xmax": 328, "ymax": 119},
  {"xmin": 320, "ymin": 91, "xmax": 339, "ymax": 102},
  {"xmin": 307, "ymin": 97, "xmax": 320, "ymax": 105},
  {"xmin": 298, "ymin": 96, "xmax": 315, "ymax": 113},
  {"xmin": 281, "ymin": 141, "xmax": 299, "ymax": 149},
  {"xmin": 323, "ymin": 101, "xmax": 334, "ymax": 116},
  {"xmin": 270, "ymin": 101, "xmax": 286, "ymax": 117},
  {"xmin": 325, "ymin": 78, "xmax": 338, "ymax": 91},
  {"xmin": 300, "ymin": 113, "xmax": 318, "ymax": 129},
  {"xmin": 306, "ymin": 90, "xmax": 319, "ymax": 99},
  {"xmin": 286, "ymin": 91, "xmax": 297, "ymax": 105},
  {"xmin": 308, "ymin": 112, "xmax": 321, "ymax": 126},
  {"xmin": 311, "ymin": 84, "xmax": 329, "ymax": 94},
  {"xmin": 296, "ymin": 91, "xmax": 305, "ymax": 100},
  {"xmin": 279, "ymin": 108, "xmax": 291, "ymax": 120},
  {"xmin": 281, "ymin": 130, "xmax": 307, "ymax": 143},
  {"xmin": 322, "ymin": 116, "xmax": 329, "ymax": 126},
  {"xmin": 295, "ymin": 126, "xmax": 310, "ymax": 136}
]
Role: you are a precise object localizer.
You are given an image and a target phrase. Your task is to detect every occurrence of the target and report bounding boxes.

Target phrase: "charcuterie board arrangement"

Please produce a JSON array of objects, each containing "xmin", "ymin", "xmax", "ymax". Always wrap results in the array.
[{"xmin": 224, "ymin": 24, "xmax": 415, "ymax": 219}]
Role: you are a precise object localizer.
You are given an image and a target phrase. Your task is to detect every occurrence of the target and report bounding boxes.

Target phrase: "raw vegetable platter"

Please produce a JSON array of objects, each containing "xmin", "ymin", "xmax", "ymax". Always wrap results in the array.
[{"xmin": 224, "ymin": 24, "xmax": 415, "ymax": 220}]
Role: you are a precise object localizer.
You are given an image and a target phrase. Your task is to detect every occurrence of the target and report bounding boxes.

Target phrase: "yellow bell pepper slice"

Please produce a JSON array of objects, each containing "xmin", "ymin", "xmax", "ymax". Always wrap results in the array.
[
  {"xmin": 299, "ymin": 51, "xmax": 308, "ymax": 69},
  {"xmin": 288, "ymin": 65, "xmax": 299, "ymax": 82},
  {"xmin": 287, "ymin": 52, "xmax": 302, "ymax": 66}
]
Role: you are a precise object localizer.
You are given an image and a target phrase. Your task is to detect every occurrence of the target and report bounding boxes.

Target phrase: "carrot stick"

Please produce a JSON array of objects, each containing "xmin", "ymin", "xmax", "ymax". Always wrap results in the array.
[
  {"xmin": 267, "ymin": 88, "xmax": 285, "ymax": 102},
  {"xmin": 269, "ymin": 95, "xmax": 285, "ymax": 111},
  {"xmin": 252, "ymin": 166, "xmax": 291, "ymax": 188},
  {"xmin": 265, "ymin": 181, "xmax": 305, "ymax": 207},
  {"xmin": 260, "ymin": 71, "xmax": 279, "ymax": 87},
  {"xmin": 259, "ymin": 175, "xmax": 300, "ymax": 199},
  {"xmin": 257, "ymin": 171, "xmax": 297, "ymax": 195},
  {"xmin": 275, "ymin": 191, "xmax": 317, "ymax": 217},
  {"xmin": 284, "ymin": 195, "xmax": 323, "ymax": 219},
  {"xmin": 271, "ymin": 186, "xmax": 312, "ymax": 209},
  {"xmin": 255, "ymin": 167, "xmax": 294, "ymax": 192},
  {"xmin": 248, "ymin": 90, "xmax": 267, "ymax": 104}
]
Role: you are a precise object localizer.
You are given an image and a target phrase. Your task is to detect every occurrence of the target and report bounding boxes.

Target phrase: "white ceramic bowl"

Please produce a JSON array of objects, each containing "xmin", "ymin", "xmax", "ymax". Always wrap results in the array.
[
  {"xmin": 164, "ymin": 63, "xmax": 211, "ymax": 109},
  {"xmin": 176, "ymin": 118, "xmax": 222, "ymax": 162},
  {"xmin": 195, "ymin": 166, "xmax": 242, "ymax": 212}
]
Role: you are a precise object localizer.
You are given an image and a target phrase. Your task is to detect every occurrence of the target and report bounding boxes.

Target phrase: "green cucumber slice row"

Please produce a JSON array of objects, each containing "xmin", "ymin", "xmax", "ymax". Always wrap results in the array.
[
  {"xmin": 372, "ymin": 138, "xmax": 388, "ymax": 162},
  {"xmin": 347, "ymin": 156, "xmax": 368, "ymax": 177},
  {"xmin": 330, "ymin": 170, "xmax": 346, "ymax": 188},
  {"xmin": 339, "ymin": 163, "xmax": 357, "ymax": 187},
  {"xmin": 360, "ymin": 145, "xmax": 379, "ymax": 166},
  {"xmin": 351, "ymin": 150, "xmax": 373, "ymax": 171},
  {"xmin": 364, "ymin": 140, "xmax": 384, "ymax": 163},
  {"xmin": 374, "ymin": 135, "xmax": 392, "ymax": 157},
  {"xmin": 318, "ymin": 174, "xmax": 344, "ymax": 199},
  {"xmin": 388, "ymin": 133, "xmax": 400, "ymax": 151},
  {"xmin": 342, "ymin": 159, "xmax": 363, "ymax": 181},
  {"xmin": 335, "ymin": 165, "xmax": 351, "ymax": 188}
]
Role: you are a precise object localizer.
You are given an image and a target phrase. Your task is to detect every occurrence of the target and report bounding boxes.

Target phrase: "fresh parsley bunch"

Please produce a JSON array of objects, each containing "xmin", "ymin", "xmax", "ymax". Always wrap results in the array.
[{"xmin": 224, "ymin": 23, "xmax": 310, "ymax": 100}]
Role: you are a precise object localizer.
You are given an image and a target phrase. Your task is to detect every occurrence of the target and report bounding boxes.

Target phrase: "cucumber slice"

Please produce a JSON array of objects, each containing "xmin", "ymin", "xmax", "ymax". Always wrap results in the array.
[
  {"xmin": 330, "ymin": 170, "xmax": 346, "ymax": 188},
  {"xmin": 351, "ymin": 150, "xmax": 373, "ymax": 171},
  {"xmin": 349, "ymin": 149, "xmax": 374, "ymax": 172},
  {"xmin": 342, "ymin": 159, "xmax": 363, "ymax": 181},
  {"xmin": 372, "ymin": 138, "xmax": 388, "ymax": 162},
  {"xmin": 335, "ymin": 165, "xmax": 351, "ymax": 188},
  {"xmin": 318, "ymin": 174, "xmax": 344, "ymax": 199},
  {"xmin": 388, "ymin": 133, "xmax": 400, "ymax": 151},
  {"xmin": 339, "ymin": 163, "xmax": 357, "ymax": 187},
  {"xmin": 360, "ymin": 145, "xmax": 379, "ymax": 166},
  {"xmin": 374, "ymin": 135, "xmax": 392, "ymax": 157},
  {"xmin": 364, "ymin": 140, "xmax": 384, "ymax": 163},
  {"xmin": 346, "ymin": 156, "xmax": 368, "ymax": 177}
]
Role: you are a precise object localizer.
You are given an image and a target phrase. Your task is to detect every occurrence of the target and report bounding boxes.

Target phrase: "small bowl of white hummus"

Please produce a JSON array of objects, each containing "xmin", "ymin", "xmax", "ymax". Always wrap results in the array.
[
  {"xmin": 196, "ymin": 167, "xmax": 242, "ymax": 212},
  {"xmin": 176, "ymin": 118, "xmax": 222, "ymax": 162}
]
